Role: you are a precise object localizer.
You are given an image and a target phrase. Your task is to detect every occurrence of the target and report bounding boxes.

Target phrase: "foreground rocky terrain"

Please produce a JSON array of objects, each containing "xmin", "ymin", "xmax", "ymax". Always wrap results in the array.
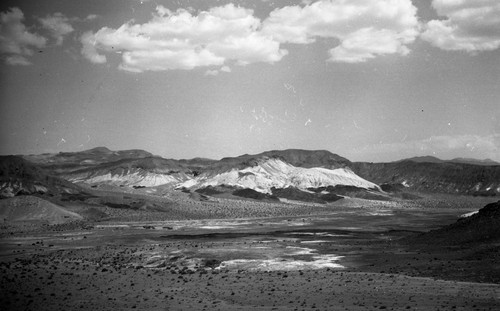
[
  {"xmin": 2, "ymin": 252, "xmax": 498, "ymax": 310},
  {"xmin": 1, "ymin": 196, "xmax": 499, "ymax": 310}
]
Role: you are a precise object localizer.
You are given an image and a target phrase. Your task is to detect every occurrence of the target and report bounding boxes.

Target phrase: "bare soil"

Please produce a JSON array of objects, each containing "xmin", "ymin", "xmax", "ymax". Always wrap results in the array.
[{"xmin": 1, "ymin": 194, "xmax": 499, "ymax": 310}]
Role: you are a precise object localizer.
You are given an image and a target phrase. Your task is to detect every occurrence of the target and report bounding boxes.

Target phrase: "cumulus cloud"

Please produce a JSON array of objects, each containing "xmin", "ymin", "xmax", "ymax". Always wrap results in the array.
[
  {"xmin": 80, "ymin": 31, "xmax": 106, "ymax": 64},
  {"xmin": 38, "ymin": 12, "xmax": 74, "ymax": 45},
  {"xmin": 81, "ymin": 1, "xmax": 421, "ymax": 71},
  {"xmin": 80, "ymin": 4, "xmax": 287, "ymax": 72},
  {"xmin": 262, "ymin": 0, "xmax": 419, "ymax": 63},
  {"xmin": 422, "ymin": 0, "xmax": 500, "ymax": 52},
  {"xmin": 0, "ymin": 7, "xmax": 47, "ymax": 65}
]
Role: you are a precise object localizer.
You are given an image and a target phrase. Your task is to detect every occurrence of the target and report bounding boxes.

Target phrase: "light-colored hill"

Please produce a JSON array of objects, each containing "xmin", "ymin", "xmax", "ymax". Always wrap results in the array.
[
  {"xmin": 178, "ymin": 157, "xmax": 379, "ymax": 194},
  {"xmin": 61, "ymin": 156, "xmax": 190, "ymax": 187},
  {"xmin": 68, "ymin": 170, "xmax": 187, "ymax": 187}
]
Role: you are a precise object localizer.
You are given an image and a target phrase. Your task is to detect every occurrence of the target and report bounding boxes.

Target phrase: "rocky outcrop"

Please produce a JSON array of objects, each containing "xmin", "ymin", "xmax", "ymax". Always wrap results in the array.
[
  {"xmin": 411, "ymin": 200, "xmax": 500, "ymax": 245},
  {"xmin": 0, "ymin": 156, "xmax": 82, "ymax": 198},
  {"xmin": 352, "ymin": 161, "xmax": 500, "ymax": 196}
]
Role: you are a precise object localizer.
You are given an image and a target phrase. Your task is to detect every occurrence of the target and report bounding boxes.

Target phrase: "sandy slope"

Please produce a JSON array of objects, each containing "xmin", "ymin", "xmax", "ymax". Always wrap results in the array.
[{"xmin": 0, "ymin": 196, "xmax": 82, "ymax": 224}]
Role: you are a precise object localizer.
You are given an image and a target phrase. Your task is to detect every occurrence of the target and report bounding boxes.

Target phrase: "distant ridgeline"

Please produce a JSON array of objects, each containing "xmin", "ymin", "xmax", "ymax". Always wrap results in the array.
[
  {"xmin": 0, "ymin": 148, "xmax": 499, "ymax": 201},
  {"xmin": 351, "ymin": 158, "xmax": 500, "ymax": 197}
]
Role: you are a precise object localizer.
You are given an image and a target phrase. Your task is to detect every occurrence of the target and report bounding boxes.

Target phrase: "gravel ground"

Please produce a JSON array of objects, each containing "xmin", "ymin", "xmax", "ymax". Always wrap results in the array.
[
  {"xmin": 1, "ymin": 194, "xmax": 499, "ymax": 310},
  {"xmin": 1, "ymin": 240, "xmax": 499, "ymax": 311}
]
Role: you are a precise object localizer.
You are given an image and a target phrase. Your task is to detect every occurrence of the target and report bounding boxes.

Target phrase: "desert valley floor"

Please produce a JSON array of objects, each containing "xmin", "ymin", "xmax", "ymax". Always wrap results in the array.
[{"xmin": 1, "ymin": 189, "xmax": 499, "ymax": 310}]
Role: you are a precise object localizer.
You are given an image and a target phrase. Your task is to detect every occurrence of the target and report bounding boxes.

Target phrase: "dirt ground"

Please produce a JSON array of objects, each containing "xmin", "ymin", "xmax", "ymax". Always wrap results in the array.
[
  {"xmin": 1, "ymin": 241, "xmax": 499, "ymax": 311},
  {"xmin": 1, "ymin": 195, "xmax": 500, "ymax": 310}
]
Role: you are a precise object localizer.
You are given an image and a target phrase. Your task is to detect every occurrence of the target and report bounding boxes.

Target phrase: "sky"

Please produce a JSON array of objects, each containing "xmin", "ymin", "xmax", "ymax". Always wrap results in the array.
[{"xmin": 0, "ymin": 0, "xmax": 499, "ymax": 162}]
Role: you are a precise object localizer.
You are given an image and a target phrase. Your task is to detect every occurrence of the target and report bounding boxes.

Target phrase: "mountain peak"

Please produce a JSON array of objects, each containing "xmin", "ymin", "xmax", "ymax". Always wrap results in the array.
[
  {"xmin": 85, "ymin": 146, "xmax": 112, "ymax": 154},
  {"xmin": 397, "ymin": 155, "xmax": 500, "ymax": 166},
  {"xmin": 399, "ymin": 156, "xmax": 444, "ymax": 164},
  {"xmin": 449, "ymin": 157, "xmax": 500, "ymax": 166},
  {"xmin": 219, "ymin": 149, "xmax": 351, "ymax": 170}
]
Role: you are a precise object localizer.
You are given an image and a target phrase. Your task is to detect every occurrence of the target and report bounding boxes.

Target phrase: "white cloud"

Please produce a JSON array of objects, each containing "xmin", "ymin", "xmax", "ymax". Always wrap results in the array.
[
  {"xmin": 119, "ymin": 48, "xmax": 224, "ymax": 72},
  {"xmin": 0, "ymin": 7, "xmax": 47, "ymax": 65},
  {"xmin": 422, "ymin": 0, "xmax": 500, "ymax": 52},
  {"xmin": 204, "ymin": 65, "xmax": 231, "ymax": 76},
  {"xmin": 38, "ymin": 12, "xmax": 74, "ymax": 45},
  {"xmin": 80, "ymin": 4, "xmax": 287, "ymax": 72},
  {"xmin": 262, "ymin": 0, "xmax": 419, "ymax": 63},
  {"xmin": 85, "ymin": 14, "xmax": 98, "ymax": 21},
  {"xmin": 80, "ymin": 31, "xmax": 106, "ymax": 64},
  {"xmin": 6, "ymin": 54, "xmax": 31, "ymax": 65},
  {"xmin": 79, "ymin": 1, "xmax": 425, "ymax": 69},
  {"xmin": 329, "ymin": 28, "xmax": 411, "ymax": 63}
]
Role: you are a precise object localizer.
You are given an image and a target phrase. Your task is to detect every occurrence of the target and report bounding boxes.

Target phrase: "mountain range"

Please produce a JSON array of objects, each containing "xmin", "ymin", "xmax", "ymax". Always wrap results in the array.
[
  {"xmin": 351, "ymin": 159, "xmax": 500, "ymax": 196},
  {"xmin": 398, "ymin": 156, "xmax": 500, "ymax": 166},
  {"xmin": 1, "ymin": 147, "xmax": 499, "ymax": 201}
]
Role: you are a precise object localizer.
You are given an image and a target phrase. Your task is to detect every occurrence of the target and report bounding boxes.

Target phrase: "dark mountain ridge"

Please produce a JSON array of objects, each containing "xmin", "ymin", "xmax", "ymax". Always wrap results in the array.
[
  {"xmin": 397, "ymin": 156, "xmax": 444, "ymax": 164},
  {"xmin": 449, "ymin": 157, "xmax": 500, "ymax": 166},
  {"xmin": 23, "ymin": 147, "xmax": 154, "ymax": 174},
  {"xmin": 351, "ymin": 160, "xmax": 500, "ymax": 196},
  {"xmin": 67, "ymin": 156, "xmax": 185, "ymax": 175},
  {"xmin": 398, "ymin": 155, "xmax": 499, "ymax": 166},
  {"xmin": 190, "ymin": 149, "xmax": 352, "ymax": 177},
  {"xmin": 219, "ymin": 149, "xmax": 351, "ymax": 169},
  {"xmin": 0, "ymin": 155, "xmax": 83, "ymax": 198}
]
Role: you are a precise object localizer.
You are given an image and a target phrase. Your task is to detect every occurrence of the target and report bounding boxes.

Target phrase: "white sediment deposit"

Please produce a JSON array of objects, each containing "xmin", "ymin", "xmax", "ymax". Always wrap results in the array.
[
  {"xmin": 69, "ymin": 170, "xmax": 186, "ymax": 187},
  {"xmin": 179, "ymin": 157, "xmax": 379, "ymax": 194}
]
